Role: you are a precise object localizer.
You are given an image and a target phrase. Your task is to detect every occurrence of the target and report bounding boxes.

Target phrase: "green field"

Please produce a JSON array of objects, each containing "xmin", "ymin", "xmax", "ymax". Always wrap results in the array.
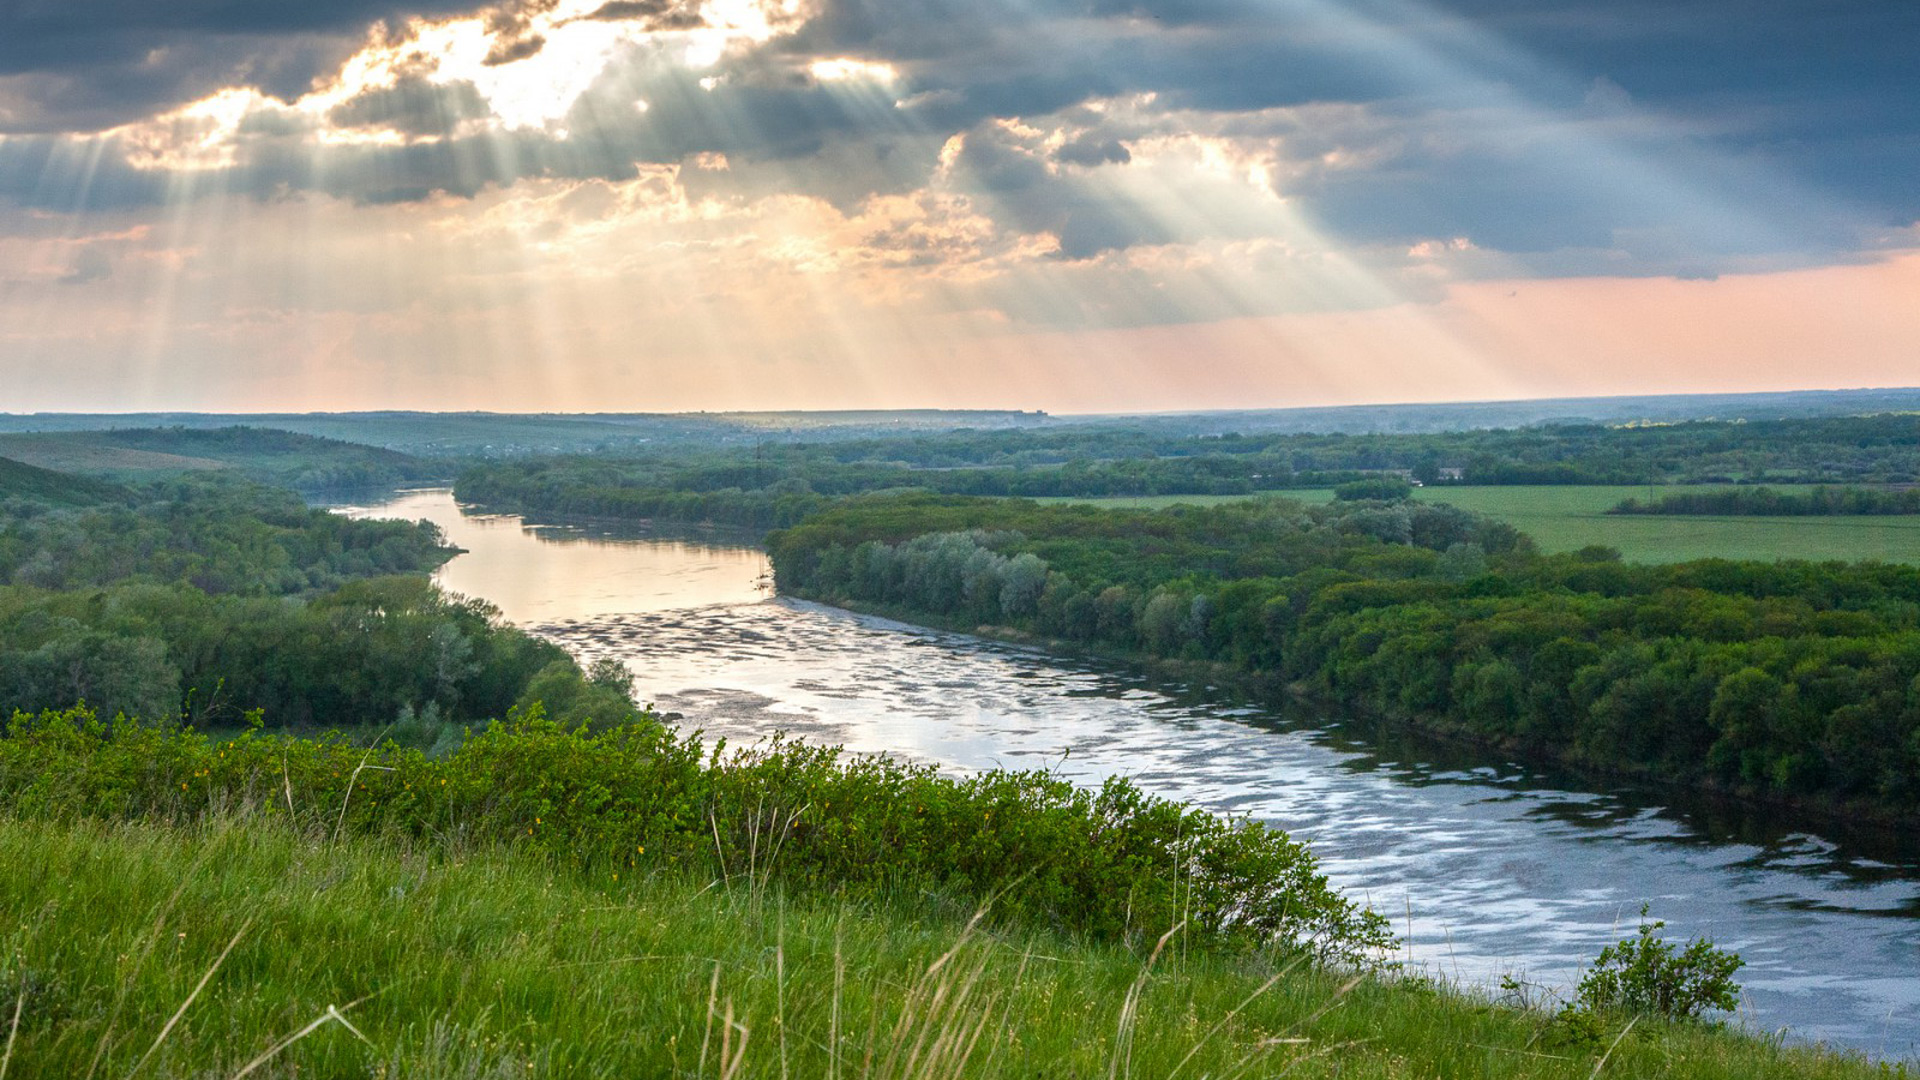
[
  {"xmin": 1038, "ymin": 487, "xmax": 1920, "ymax": 565},
  {"xmin": 0, "ymin": 432, "xmax": 228, "ymax": 476}
]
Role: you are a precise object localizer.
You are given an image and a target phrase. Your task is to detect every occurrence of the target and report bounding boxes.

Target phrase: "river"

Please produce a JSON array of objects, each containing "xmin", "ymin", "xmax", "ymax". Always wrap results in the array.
[{"xmin": 340, "ymin": 488, "xmax": 1919, "ymax": 1057}]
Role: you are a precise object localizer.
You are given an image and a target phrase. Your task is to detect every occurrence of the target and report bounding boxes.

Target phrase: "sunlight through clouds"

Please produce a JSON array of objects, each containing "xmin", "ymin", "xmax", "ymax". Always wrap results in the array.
[{"xmin": 0, "ymin": 0, "xmax": 1913, "ymax": 410}]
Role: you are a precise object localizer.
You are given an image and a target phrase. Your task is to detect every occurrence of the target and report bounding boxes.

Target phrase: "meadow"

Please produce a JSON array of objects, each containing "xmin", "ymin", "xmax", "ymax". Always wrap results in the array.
[
  {"xmin": 1038, "ymin": 486, "xmax": 1920, "ymax": 564},
  {"xmin": 2, "ymin": 814, "xmax": 1895, "ymax": 1079}
]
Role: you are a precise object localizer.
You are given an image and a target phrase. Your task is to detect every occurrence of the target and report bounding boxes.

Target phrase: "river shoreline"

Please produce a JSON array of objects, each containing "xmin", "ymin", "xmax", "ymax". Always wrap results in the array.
[
  {"xmin": 770, "ymin": 584, "xmax": 1920, "ymax": 854},
  {"xmin": 342, "ymin": 489, "xmax": 1920, "ymax": 1054}
]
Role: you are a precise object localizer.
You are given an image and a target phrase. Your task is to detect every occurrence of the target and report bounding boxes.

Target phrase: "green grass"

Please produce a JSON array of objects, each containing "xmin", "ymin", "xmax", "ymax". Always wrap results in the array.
[
  {"xmin": 1038, "ymin": 487, "xmax": 1920, "ymax": 564},
  {"xmin": 0, "ymin": 814, "xmax": 1898, "ymax": 1080}
]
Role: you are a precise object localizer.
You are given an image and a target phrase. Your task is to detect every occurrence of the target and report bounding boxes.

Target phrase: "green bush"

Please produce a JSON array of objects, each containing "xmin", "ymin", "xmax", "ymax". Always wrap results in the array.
[
  {"xmin": 1572, "ymin": 906, "xmax": 1744, "ymax": 1021},
  {"xmin": 1334, "ymin": 477, "xmax": 1415, "ymax": 502},
  {"xmin": 0, "ymin": 705, "xmax": 1394, "ymax": 964}
]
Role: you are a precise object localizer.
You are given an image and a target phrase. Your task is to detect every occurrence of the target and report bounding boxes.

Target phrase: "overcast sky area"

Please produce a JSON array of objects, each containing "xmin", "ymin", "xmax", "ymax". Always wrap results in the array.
[{"xmin": 1, "ymin": 0, "xmax": 1915, "ymax": 412}]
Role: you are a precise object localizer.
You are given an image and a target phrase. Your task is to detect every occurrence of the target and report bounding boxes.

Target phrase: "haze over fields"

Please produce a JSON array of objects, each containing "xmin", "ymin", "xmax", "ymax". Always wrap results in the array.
[{"xmin": 2, "ymin": 0, "xmax": 1915, "ymax": 412}]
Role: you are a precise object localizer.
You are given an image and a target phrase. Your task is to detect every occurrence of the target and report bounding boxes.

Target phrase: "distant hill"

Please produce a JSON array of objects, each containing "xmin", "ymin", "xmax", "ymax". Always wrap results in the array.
[
  {"xmin": 0, "ymin": 455, "xmax": 128, "ymax": 506},
  {"xmin": 2, "ymin": 389, "xmax": 1917, "ymax": 454},
  {"xmin": 0, "ymin": 434, "xmax": 229, "ymax": 475},
  {"xmin": 0, "ymin": 410, "xmax": 1055, "ymax": 457},
  {"xmin": 1068, "ymin": 387, "xmax": 1920, "ymax": 437},
  {"xmin": 0, "ymin": 427, "xmax": 445, "ymax": 494}
]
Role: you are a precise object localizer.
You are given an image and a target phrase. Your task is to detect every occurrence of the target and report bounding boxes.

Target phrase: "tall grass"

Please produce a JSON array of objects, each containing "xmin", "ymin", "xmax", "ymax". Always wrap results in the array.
[{"xmin": 0, "ymin": 814, "xmax": 1899, "ymax": 1079}]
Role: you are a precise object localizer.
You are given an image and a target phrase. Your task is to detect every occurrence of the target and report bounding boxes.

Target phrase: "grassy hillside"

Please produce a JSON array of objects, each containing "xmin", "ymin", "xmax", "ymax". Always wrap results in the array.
[
  {"xmin": 0, "ymin": 705, "xmax": 1898, "ymax": 1079},
  {"xmin": 0, "ymin": 815, "xmax": 1892, "ymax": 1080},
  {"xmin": 0, "ymin": 454, "xmax": 128, "ymax": 505},
  {"xmin": 0, "ymin": 435, "xmax": 228, "ymax": 476},
  {"xmin": 1040, "ymin": 487, "xmax": 1920, "ymax": 564},
  {"xmin": 0, "ymin": 427, "xmax": 444, "ymax": 493}
]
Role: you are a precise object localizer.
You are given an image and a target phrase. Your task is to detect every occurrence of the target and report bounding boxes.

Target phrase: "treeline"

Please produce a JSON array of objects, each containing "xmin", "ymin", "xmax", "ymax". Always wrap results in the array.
[
  {"xmin": 1612, "ymin": 486, "xmax": 1920, "ymax": 516},
  {"xmin": 718, "ymin": 410, "xmax": 1920, "ymax": 484},
  {"xmin": 456, "ymin": 463, "xmax": 836, "ymax": 529},
  {"xmin": 0, "ymin": 474, "xmax": 453, "ymax": 595},
  {"xmin": 0, "ymin": 473, "xmax": 632, "ymax": 735},
  {"xmin": 453, "ymin": 413, "xmax": 1920, "ymax": 533},
  {"xmin": 711, "ymin": 411, "xmax": 1920, "ymax": 484},
  {"xmin": 454, "ymin": 452, "xmax": 1378, "ymax": 530},
  {"xmin": 769, "ymin": 494, "xmax": 1920, "ymax": 821}
]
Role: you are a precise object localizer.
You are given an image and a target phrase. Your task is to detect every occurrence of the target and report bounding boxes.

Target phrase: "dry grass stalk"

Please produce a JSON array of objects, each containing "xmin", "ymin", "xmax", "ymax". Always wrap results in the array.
[
  {"xmin": 331, "ymin": 751, "xmax": 395, "ymax": 844},
  {"xmin": 1164, "ymin": 957, "xmax": 1305, "ymax": 1080},
  {"xmin": 0, "ymin": 988, "xmax": 23, "ymax": 1080},
  {"xmin": 1591, "ymin": 1015, "xmax": 1640, "ymax": 1077},
  {"xmin": 126, "ymin": 916, "xmax": 255, "ymax": 1077},
  {"xmin": 872, "ymin": 906, "xmax": 1001, "ymax": 1080},
  {"xmin": 229, "ymin": 997, "xmax": 377, "ymax": 1079},
  {"xmin": 1109, "ymin": 921, "xmax": 1186, "ymax": 1080}
]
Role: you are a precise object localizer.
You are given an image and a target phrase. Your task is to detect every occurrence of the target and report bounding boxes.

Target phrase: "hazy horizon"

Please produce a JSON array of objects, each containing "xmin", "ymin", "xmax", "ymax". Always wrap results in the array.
[{"xmin": 7, "ymin": 384, "xmax": 1920, "ymax": 422}]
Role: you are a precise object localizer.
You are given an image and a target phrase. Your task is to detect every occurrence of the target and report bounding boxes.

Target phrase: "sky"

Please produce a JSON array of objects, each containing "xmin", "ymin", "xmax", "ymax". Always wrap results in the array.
[{"xmin": 0, "ymin": 0, "xmax": 1915, "ymax": 413}]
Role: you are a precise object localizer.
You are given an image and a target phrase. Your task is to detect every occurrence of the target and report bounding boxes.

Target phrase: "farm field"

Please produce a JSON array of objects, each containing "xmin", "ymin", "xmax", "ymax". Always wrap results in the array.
[
  {"xmin": 1038, "ymin": 486, "xmax": 1920, "ymax": 565},
  {"xmin": 0, "ymin": 432, "xmax": 228, "ymax": 475}
]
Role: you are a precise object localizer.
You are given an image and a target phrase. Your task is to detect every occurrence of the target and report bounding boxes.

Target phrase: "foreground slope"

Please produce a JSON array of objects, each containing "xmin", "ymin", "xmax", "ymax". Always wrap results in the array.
[{"xmin": 0, "ymin": 806, "xmax": 1895, "ymax": 1077}]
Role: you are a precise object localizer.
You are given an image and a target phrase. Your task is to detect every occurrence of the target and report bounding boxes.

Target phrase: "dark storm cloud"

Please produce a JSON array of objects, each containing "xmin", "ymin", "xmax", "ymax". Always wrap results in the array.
[
  {"xmin": 328, "ymin": 77, "xmax": 492, "ymax": 136},
  {"xmin": 781, "ymin": 0, "xmax": 1919, "ymax": 231},
  {"xmin": 484, "ymin": 34, "xmax": 548, "ymax": 65},
  {"xmin": 0, "ymin": 0, "xmax": 494, "ymax": 133},
  {"xmin": 1413, "ymin": 0, "xmax": 1920, "ymax": 223},
  {"xmin": 0, "ymin": 0, "xmax": 1913, "ymax": 274},
  {"xmin": 582, "ymin": 0, "xmax": 705, "ymax": 27},
  {"xmin": 1053, "ymin": 136, "xmax": 1131, "ymax": 168},
  {"xmin": 943, "ymin": 121, "xmax": 1173, "ymax": 259}
]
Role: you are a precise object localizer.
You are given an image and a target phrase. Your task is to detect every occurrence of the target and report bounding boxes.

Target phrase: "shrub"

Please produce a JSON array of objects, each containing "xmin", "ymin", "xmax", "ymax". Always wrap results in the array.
[
  {"xmin": 1572, "ymin": 906, "xmax": 1744, "ymax": 1021},
  {"xmin": 0, "ymin": 705, "xmax": 1395, "ymax": 965}
]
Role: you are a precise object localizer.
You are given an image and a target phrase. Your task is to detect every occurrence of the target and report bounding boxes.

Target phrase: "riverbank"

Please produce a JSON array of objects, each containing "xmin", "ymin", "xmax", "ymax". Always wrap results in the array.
[{"xmin": 787, "ymin": 587, "xmax": 1920, "ymax": 850}]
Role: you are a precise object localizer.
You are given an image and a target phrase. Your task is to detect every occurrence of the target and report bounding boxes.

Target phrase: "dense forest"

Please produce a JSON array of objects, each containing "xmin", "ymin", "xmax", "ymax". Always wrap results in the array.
[
  {"xmin": 454, "ymin": 413, "xmax": 1920, "ymax": 531},
  {"xmin": 768, "ymin": 493, "xmax": 1920, "ymax": 822},
  {"xmin": 0, "ymin": 471, "xmax": 630, "ymax": 736}
]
